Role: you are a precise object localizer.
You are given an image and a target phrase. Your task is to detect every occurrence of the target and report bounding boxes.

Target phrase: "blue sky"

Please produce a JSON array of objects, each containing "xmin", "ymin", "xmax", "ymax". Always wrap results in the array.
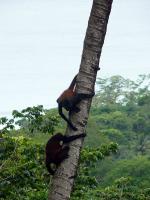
[{"xmin": 0, "ymin": 0, "xmax": 149, "ymax": 116}]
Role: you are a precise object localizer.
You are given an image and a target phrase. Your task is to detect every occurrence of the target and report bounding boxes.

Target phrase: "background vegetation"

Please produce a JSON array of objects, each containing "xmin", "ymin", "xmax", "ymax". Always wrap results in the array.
[{"xmin": 0, "ymin": 74, "xmax": 150, "ymax": 200}]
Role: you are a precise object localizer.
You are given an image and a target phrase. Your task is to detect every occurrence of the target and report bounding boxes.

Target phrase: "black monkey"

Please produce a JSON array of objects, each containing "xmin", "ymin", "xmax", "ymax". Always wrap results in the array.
[
  {"xmin": 57, "ymin": 74, "xmax": 94, "ymax": 131},
  {"xmin": 45, "ymin": 132, "xmax": 86, "ymax": 175}
]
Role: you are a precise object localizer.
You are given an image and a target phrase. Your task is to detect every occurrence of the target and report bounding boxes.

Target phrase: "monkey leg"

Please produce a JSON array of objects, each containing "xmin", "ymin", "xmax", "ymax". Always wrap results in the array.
[
  {"xmin": 72, "ymin": 93, "xmax": 95, "ymax": 105},
  {"xmin": 55, "ymin": 146, "xmax": 70, "ymax": 165},
  {"xmin": 45, "ymin": 158, "xmax": 55, "ymax": 175},
  {"xmin": 69, "ymin": 106, "xmax": 80, "ymax": 118}
]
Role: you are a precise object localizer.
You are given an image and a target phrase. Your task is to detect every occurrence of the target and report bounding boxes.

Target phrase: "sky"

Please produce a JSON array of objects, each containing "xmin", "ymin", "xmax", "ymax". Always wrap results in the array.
[{"xmin": 0, "ymin": 0, "xmax": 149, "ymax": 117}]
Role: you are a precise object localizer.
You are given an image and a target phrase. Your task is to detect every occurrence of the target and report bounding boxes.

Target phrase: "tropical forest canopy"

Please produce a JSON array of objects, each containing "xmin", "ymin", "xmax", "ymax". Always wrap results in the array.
[{"xmin": 0, "ymin": 74, "xmax": 150, "ymax": 200}]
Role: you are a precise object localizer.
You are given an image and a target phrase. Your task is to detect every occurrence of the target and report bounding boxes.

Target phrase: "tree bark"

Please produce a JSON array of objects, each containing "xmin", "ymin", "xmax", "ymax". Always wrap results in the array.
[{"xmin": 48, "ymin": 0, "xmax": 113, "ymax": 199}]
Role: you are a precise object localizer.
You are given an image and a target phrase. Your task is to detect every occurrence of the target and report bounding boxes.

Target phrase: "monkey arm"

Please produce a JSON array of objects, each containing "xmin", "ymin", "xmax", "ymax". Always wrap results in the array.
[
  {"xmin": 71, "ymin": 92, "xmax": 95, "ymax": 106},
  {"xmin": 58, "ymin": 104, "xmax": 77, "ymax": 131},
  {"xmin": 76, "ymin": 92, "xmax": 95, "ymax": 100},
  {"xmin": 62, "ymin": 133, "xmax": 86, "ymax": 144}
]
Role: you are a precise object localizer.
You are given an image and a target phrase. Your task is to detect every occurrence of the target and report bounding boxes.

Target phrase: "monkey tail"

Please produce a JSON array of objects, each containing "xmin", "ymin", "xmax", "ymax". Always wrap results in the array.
[{"xmin": 68, "ymin": 74, "xmax": 78, "ymax": 90}]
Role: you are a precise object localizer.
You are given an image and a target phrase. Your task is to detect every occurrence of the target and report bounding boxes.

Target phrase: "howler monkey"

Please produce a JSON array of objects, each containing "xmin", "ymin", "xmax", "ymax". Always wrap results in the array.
[
  {"xmin": 57, "ymin": 74, "xmax": 95, "ymax": 131},
  {"xmin": 45, "ymin": 132, "xmax": 86, "ymax": 175}
]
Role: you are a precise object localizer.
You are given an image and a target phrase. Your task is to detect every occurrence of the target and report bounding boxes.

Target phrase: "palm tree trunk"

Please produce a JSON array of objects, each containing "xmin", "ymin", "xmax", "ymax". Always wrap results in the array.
[{"xmin": 48, "ymin": 0, "xmax": 113, "ymax": 199}]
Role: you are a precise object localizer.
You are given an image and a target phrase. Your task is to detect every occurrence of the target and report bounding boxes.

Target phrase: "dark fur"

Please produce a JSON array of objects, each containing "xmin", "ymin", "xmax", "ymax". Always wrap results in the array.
[
  {"xmin": 45, "ymin": 132, "xmax": 86, "ymax": 175},
  {"xmin": 57, "ymin": 75, "xmax": 95, "ymax": 131}
]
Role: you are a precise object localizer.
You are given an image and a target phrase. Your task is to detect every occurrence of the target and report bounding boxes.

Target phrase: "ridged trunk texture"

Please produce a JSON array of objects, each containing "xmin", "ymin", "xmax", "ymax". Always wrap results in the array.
[{"xmin": 48, "ymin": 0, "xmax": 113, "ymax": 199}]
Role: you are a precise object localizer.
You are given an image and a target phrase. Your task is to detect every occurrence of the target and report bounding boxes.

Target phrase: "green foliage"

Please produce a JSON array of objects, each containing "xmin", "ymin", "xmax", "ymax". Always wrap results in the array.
[
  {"xmin": 101, "ymin": 129, "xmax": 124, "ymax": 143},
  {"xmin": 12, "ymin": 105, "xmax": 59, "ymax": 135},
  {"xmin": 0, "ymin": 135, "xmax": 117, "ymax": 200},
  {"xmin": 0, "ymin": 117, "xmax": 14, "ymax": 136},
  {"xmin": 102, "ymin": 156, "xmax": 150, "ymax": 188},
  {"xmin": 92, "ymin": 177, "xmax": 150, "ymax": 200},
  {"xmin": 94, "ymin": 74, "xmax": 150, "ymax": 106},
  {"xmin": 94, "ymin": 111, "xmax": 131, "ymax": 131},
  {"xmin": 72, "ymin": 176, "xmax": 150, "ymax": 200},
  {"xmin": 0, "ymin": 135, "xmax": 49, "ymax": 200},
  {"xmin": 72, "ymin": 143, "xmax": 118, "ymax": 199}
]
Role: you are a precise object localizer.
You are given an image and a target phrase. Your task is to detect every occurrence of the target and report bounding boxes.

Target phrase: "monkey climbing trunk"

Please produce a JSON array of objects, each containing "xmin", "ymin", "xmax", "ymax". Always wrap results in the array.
[{"xmin": 48, "ymin": 0, "xmax": 113, "ymax": 199}]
